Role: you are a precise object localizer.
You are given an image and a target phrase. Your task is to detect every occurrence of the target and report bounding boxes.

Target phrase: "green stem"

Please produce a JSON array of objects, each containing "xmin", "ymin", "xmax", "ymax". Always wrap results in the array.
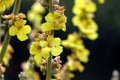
[
  {"xmin": 0, "ymin": 31, "xmax": 10, "ymax": 63},
  {"xmin": 0, "ymin": 25, "xmax": 7, "ymax": 30},
  {"xmin": 49, "ymin": 0, "xmax": 53, "ymax": 12},
  {"xmin": 46, "ymin": 0, "xmax": 53, "ymax": 80},
  {"xmin": 13, "ymin": 0, "xmax": 22, "ymax": 15},
  {"xmin": 0, "ymin": 0, "xmax": 22, "ymax": 63},
  {"xmin": 46, "ymin": 54, "xmax": 52, "ymax": 80}
]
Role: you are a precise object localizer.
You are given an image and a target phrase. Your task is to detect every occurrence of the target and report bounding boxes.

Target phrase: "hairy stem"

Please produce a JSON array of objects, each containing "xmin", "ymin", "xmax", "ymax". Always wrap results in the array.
[
  {"xmin": 46, "ymin": 54, "xmax": 52, "ymax": 80},
  {"xmin": 0, "ymin": 31, "xmax": 10, "ymax": 63},
  {"xmin": 46, "ymin": 0, "xmax": 53, "ymax": 80},
  {"xmin": 49, "ymin": 0, "xmax": 53, "ymax": 12},
  {"xmin": 0, "ymin": 0, "xmax": 22, "ymax": 63},
  {"xmin": 13, "ymin": 0, "xmax": 22, "ymax": 15}
]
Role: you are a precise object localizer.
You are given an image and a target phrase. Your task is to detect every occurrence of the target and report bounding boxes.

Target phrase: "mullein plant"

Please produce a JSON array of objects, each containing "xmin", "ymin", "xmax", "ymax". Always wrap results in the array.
[{"xmin": 0, "ymin": 0, "xmax": 104, "ymax": 80}]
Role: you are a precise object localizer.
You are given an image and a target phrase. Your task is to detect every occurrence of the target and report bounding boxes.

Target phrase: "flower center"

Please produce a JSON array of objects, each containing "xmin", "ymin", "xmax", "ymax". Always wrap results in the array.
[
  {"xmin": 54, "ymin": 19, "xmax": 59, "ymax": 24},
  {"xmin": 48, "ymin": 42, "xmax": 52, "ymax": 47},
  {"xmin": 37, "ymin": 46, "xmax": 41, "ymax": 50},
  {"xmin": 18, "ymin": 26, "xmax": 22, "ymax": 30}
]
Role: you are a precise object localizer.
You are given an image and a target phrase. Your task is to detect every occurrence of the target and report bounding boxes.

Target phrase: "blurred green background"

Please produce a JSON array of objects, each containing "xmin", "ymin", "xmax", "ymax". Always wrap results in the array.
[{"xmin": 5, "ymin": 0, "xmax": 120, "ymax": 80}]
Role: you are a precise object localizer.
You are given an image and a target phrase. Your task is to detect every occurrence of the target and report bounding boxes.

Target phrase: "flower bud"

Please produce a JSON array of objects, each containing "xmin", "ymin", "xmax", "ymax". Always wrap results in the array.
[
  {"xmin": 53, "ymin": 0, "xmax": 59, "ymax": 4},
  {"xmin": 38, "ymin": 0, "xmax": 49, "ymax": 8}
]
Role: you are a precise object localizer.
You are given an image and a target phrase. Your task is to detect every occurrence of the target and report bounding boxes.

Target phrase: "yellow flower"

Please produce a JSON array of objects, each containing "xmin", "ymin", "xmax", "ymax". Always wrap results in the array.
[
  {"xmin": 0, "ymin": 0, "xmax": 14, "ymax": 12},
  {"xmin": 78, "ymin": 19, "xmax": 98, "ymax": 34},
  {"xmin": 0, "ymin": 44, "xmax": 14, "ymax": 66},
  {"xmin": 40, "ymin": 35, "xmax": 63, "ymax": 58},
  {"xmin": 27, "ymin": 2, "xmax": 45, "ymax": 31},
  {"xmin": 72, "ymin": 0, "xmax": 96, "ymax": 15},
  {"xmin": 67, "ymin": 56, "xmax": 84, "ymax": 72},
  {"xmin": 30, "ymin": 41, "xmax": 42, "ymax": 66},
  {"xmin": 27, "ymin": 10, "xmax": 42, "ymax": 22},
  {"xmin": 72, "ymin": 0, "xmax": 98, "ymax": 40},
  {"xmin": 9, "ymin": 20, "xmax": 31, "ymax": 41},
  {"xmin": 72, "ymin": 15, "xmax": 98, "ymax": 40},
  {"xmin": 30, "ymin": 41, "xmax": 41, "ymax": 55},
  {"xmin": 31, "ymin": 2, "xmax": 45, "ymax": 13},
  {"xmin": 62, "ymin": 33, "xmax": 90, "ymax": 64},
  {"xmin": 76, "ymin": 49, "xmax": 90, "ymax": 63},
  {"xmin": 27, "ymin": 10, "xmax": 43, "ymax": 30},
  {"xmin": 41, "ymin": 11, "xmax": 67, "ymax": 32},
  {"xmin": 85, "ymin": 1, "xmax": 97, "ymax": 13},
  {"xmin": 30, "ymin": 35, "xmax": 63, "ymax": 65},
  {"xmin": 62, "ymin": 33, "xmax": 84, "ymax": 50}
]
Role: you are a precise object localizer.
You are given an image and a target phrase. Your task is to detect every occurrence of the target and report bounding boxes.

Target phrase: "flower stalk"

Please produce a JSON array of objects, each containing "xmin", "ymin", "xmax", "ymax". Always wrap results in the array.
[
  {"xmin": 0, "ymin": 0, "xmax": 22, "ymax": 63},
  {"xmin": 46, "ymin": 54, "xmax": 52, "ymax": 80},
  {"xmin": 0, "ymin": 31, "xmax": 10, "ymax": 63},
  {"xmin": 46, "ymin": 0, "xmax": 53, "ymax": 80},
  {"xmin": 49, "ymin": 0, "xmax": 53, "ymax": 12},
  {"xmin": 13, "ymin": 0, "xmax": 22, "ymax": 15}
]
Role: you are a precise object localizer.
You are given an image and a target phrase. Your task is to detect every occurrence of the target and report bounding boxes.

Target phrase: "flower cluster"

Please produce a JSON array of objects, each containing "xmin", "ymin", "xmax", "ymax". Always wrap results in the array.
[
  {"xmin": 0, "ymin": 0, "xmax": 103, "ymax": 80},
  {"xmin": 9, "ymin": 20, "xmax": 31, "ymax": 41},
  {"xmin": 62, "ymin": 32, "xmax": 90, "ymax": 72},
  {"xmin": 72, "ymin": 0, "xmax": 98, "ymax": 40},
  {"xmin": 27, "ymin": 1, "xmax": 45, "ymax": 31},
  {"xmin": 28, "ymin": 1, "xmax": 67, "ymax": 69},
  {"xmin": 1, "ymin": 13, "xmax": 31, "ymax": 41},
  {"xmin": 30, "ymin": 34, "xmax": 63, "ymax": 66},
  {"xmin": 0, "ymin": 0, "xmax": 14, "ymax": 12},
  {"xmin": 41, "ymin": 11, "xmax": 67, "ymax": 32}
]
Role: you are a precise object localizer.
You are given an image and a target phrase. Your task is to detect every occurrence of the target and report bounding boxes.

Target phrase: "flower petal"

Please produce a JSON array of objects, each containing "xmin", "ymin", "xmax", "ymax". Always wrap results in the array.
[
  {"xmin": 58, "ymin": 16, "xmax": 66, "ymax": 24},
  {"xmin": 39, "ymin": 40, "xmax": 48, "ymax": 48},
  {"xmin": 15, "ymin": 20, "xmax": 26, "ymax": 27},
  {"xmin": 45, "ymin": 12, "xmax": 54, "ymax": 22},
  {"xmin": 51, "ymin": 46, "xmax": 63, "ymax": 56},
  {"xmin": 30, "ymin": 42, "xmax": 41, "ymax": 55},
  {"xmin": 9, "ymin": 26, "xmax": 17, "ymax": 36},
  {"xmin": 47, "ymin": 35, "xmax": 54, "ymax": 43},
  {"xmin": 85, "ymin": 2, "xmax": 97, "ymax": 12},
  {"xmin": 3, "ymin": 57, "xmax": 9, "ymax": 66},
  {"xmin": 0, "ymin": 3, "xmax": 5, "ymax": 12},
  {"xmin": 78, "ymin": 63, "xmax": 84, "ymax": 72},
  {"xmin": 17, "ymin": 31, "xmax": 28, "ymax": 41},
  {"xmin": 21, "ymin": 25, "xmax": 31, "ymax": 34},
  {"xmin": 87, "ymin": 33, "xmax": 98, "ymax": 40},
  {"xmin": 4, "ymin": 0, "xmax": 14, "ymax": 9},
  {"xmin": 52, "ymin": 38, "xmax": 61, "ymax": 46},
  {"xmin": 41, "ymin": 22, "xmax": 54, "ymax": 32},
  {"xmin": 41, "ymin": 48, "xmax": 50, "ymax": 58},
  {"xmin": 72, "ymin": 15, "xmax": 80, "ymax": 26},
  {"xmin": 34, "ymin": 53, "xmax": 42, "ymax": 66},
  {"xmin": 54, "ymin": 12, "xmax": 61, "ymax": 19},
  {"xmin": 61, "ymin": 24, "xmax": 66, "ymax": 31},
  {"xmin": 54, "ymin": 24, "xmax": 62, "ymax": 30}
]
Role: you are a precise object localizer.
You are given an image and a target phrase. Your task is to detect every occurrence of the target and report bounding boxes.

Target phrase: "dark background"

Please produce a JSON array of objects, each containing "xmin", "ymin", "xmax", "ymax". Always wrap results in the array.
[{"xmin": 4, "ymin": 0, "xmax": 120, "ymax": 80}]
